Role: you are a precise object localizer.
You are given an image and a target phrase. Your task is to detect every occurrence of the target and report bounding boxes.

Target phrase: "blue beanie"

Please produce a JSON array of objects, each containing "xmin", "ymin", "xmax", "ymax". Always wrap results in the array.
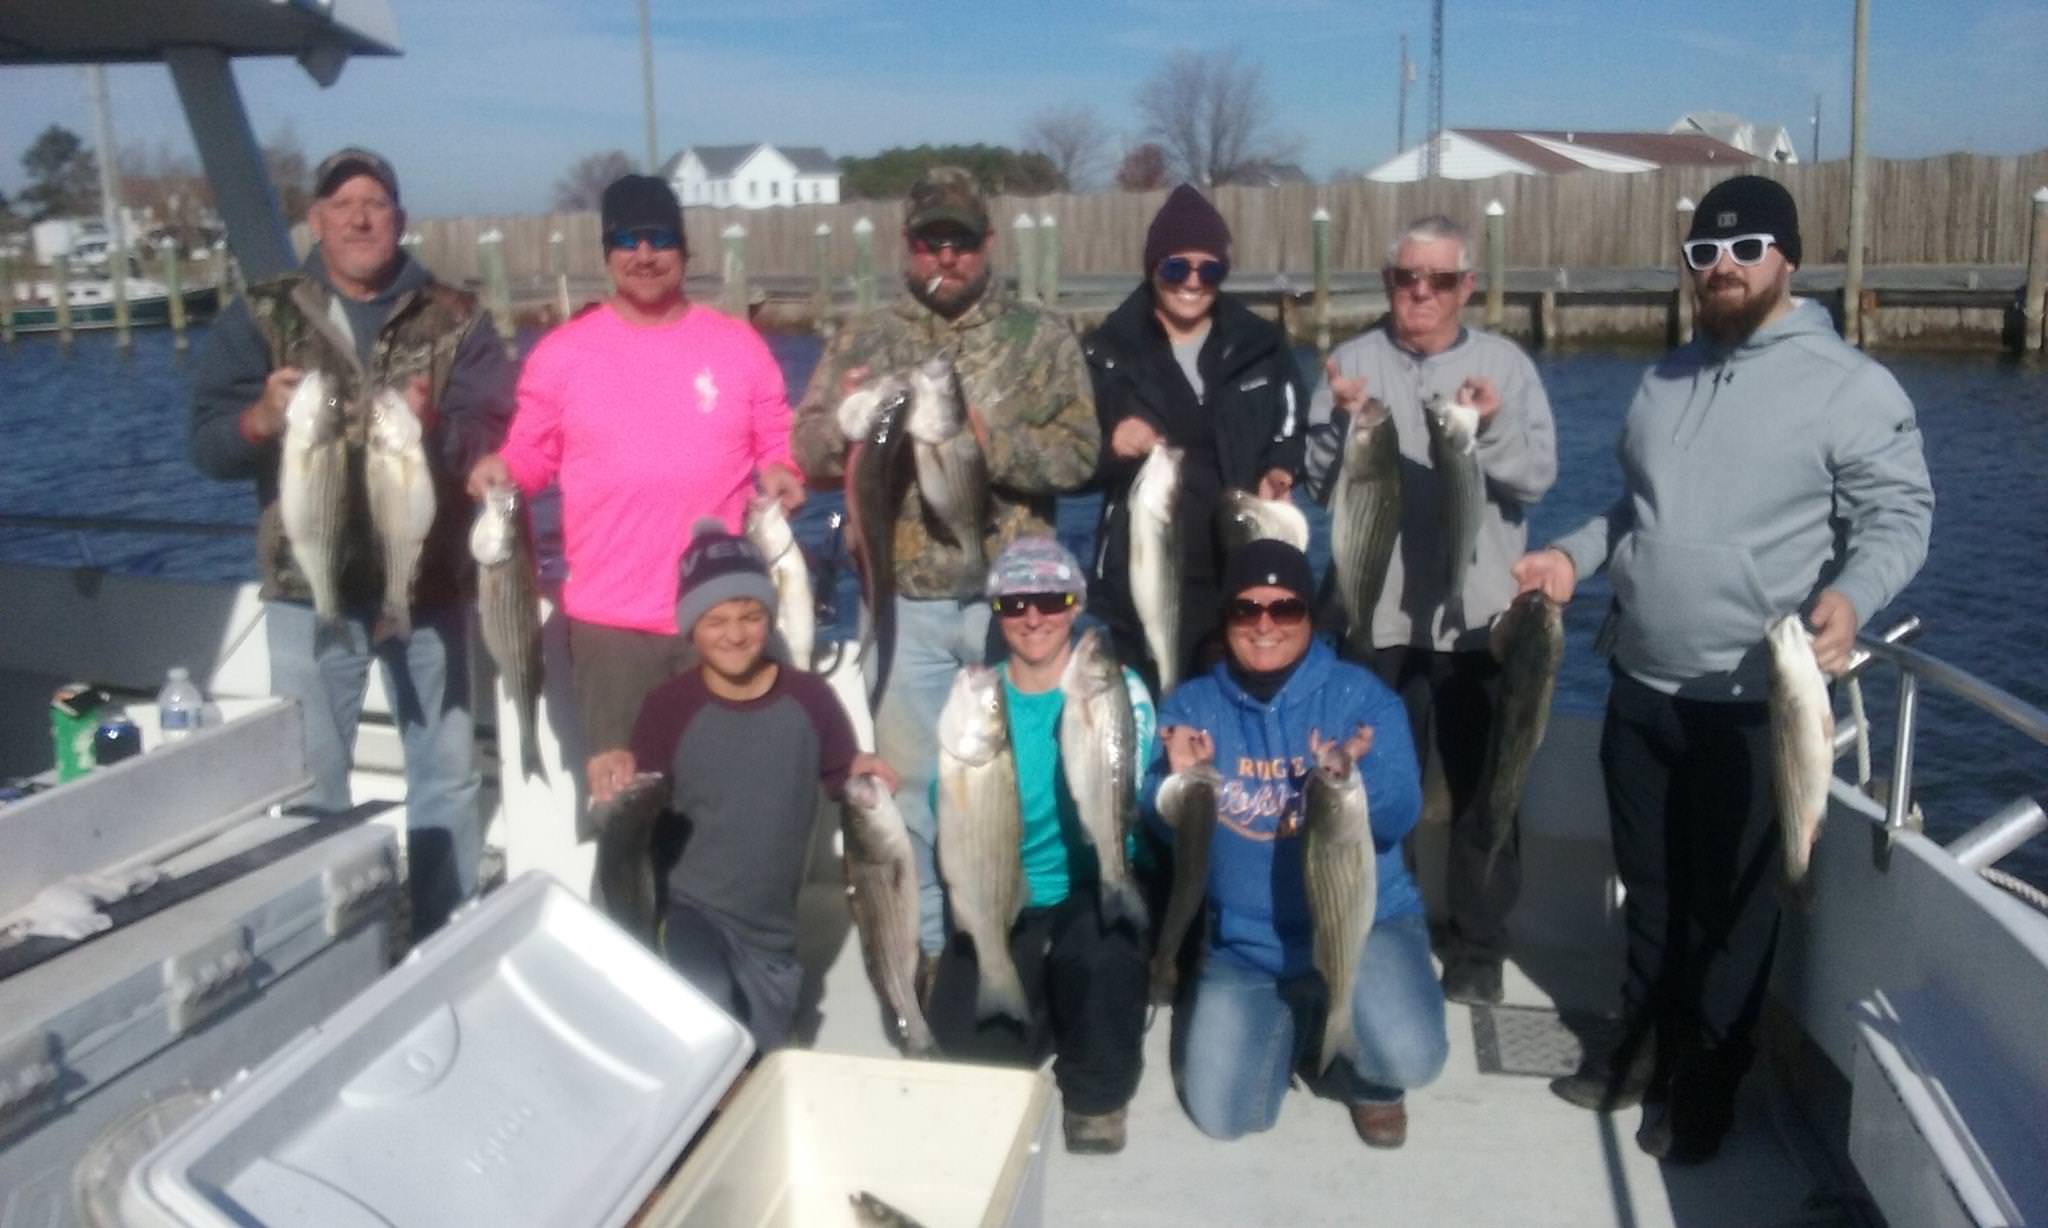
[{"xmin": 675, "ymin": 518, "xmax": 777, "ymax": 635}]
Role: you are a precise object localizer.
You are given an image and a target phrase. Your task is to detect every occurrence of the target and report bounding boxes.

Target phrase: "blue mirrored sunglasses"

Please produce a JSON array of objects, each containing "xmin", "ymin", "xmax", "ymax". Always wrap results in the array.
[
  {"xmin": 1157, "ymin": 255, "xmax": 1228, "ymax": 287},
  {"xmin": 605, "ymin": 226, "xmax": 682, "ymax": 252}
]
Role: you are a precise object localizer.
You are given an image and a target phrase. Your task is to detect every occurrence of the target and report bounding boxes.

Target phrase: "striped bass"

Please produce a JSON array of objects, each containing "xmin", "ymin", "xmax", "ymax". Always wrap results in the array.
[
  {"xmin": 590, "ymin": 772, "xmax": 669, "ymax": 946},
  {"xmin": 936, "ymin": 665, "xmax": 1029, "ymax": 1024},
  {"xmin": 1303, "ymin": 741, "xmax": 1374, "ymax": 1076},
  {"xmin": 276, "ymin": 369, "xmax": 347, "ymax": 624},
  {"xmin": 745, "ymin": 492, "xmax": 815, "ymax": 670},
  {"xmin": 1058, "ymin": 627, "xmax": 1147, "ymax": 930},
  {"xmin": 1426, "ymin": 393, "xmax": 1484, "ymax": 626},
  {"xmin": 842, "ymin": 772, "xmax": 937, "ymax": 1056},
  {"xmin": 905, "ymin": 356, "xmax": 989, "ymax": 588},
  {"xmin": 1328, "ymin": 401, "xmax": 1401, "ymax": 656},
  {"xmin": 1128, "ymin": 444, "xmax": 1184, "ymax": 694},
  {"xmin": 1481, "ymin": 590, "xmax": 1564, "ymax": 875},
  {"xmin": 1150, "ymin": 762, "xmax": 1221, "ymax": 1004},
  {"xmin": 1768, "ymin": 614, "xmax": 1835, "ymax": 898},
  {"xmin": 843, "ymin": 377, "xmax": 913, "ymax": 708},
  {"xmin": 470, "ymin": 483, "xmax": 545, "ymax": 780},
  {"xmin": 1218, "ymin": 488, "xmax": 1310, "ymax": 555},
  {"xmin": 365, "ymin": 387, "xmax": 436, "ymax": 641}
]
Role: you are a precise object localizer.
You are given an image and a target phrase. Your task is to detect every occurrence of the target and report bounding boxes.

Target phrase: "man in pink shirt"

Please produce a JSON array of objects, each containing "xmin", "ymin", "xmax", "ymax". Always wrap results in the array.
[{"xmin": 469, "ymin": 175, "xmax": 803, "ymax": 793}]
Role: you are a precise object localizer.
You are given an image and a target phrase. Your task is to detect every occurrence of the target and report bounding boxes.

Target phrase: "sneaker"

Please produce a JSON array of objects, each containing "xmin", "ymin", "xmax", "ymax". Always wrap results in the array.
[
  {"xmin": 1550, "ymin": 1031, "xmax": 1657, "ymax": 1112},
  {"xmin": 1440, "ymin": 957, "xmax": 1504, "ymax": 1006},
  {"xmin": 1348, "ymin": 1101, "xmax": 1408, "ymax": 1149},
  {"xmin": 1063, "ymin": 1108, "xmax": 1127, "ymax": 1155}
]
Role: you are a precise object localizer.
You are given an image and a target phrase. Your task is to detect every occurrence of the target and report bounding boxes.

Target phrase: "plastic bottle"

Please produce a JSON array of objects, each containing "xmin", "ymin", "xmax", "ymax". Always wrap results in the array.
[{"xmin": 157, "ymin": 667, "xmax": 205, "ymax": 744}]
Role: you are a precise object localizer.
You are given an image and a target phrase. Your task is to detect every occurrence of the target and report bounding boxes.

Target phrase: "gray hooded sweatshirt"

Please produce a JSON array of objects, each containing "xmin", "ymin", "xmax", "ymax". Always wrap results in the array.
[{"xmin": 1549, "ymin": 298, "xmax": 1932, "ymax": 702}]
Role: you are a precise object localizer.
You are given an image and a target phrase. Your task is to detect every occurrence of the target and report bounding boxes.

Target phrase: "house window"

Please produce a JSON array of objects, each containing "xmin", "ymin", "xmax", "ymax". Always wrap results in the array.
[{"xmin": 772, "ymin": 182, "xmax": 780, "ymax": 200}]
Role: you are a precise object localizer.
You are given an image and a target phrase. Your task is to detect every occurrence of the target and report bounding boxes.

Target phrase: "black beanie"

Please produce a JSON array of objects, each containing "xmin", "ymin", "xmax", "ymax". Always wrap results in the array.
[
  {"xmin": 1689, "ymin": 175, "xmax": 1801, "ymax": 267},
  {"xmin": 601, "ymin": 174, "xmax": 687, "ymax": 253},
  {"xmin": 1144, "ymin": 184, "xmax": 1233, "ymax": 272},
  {"xmin": 1221, "ymin": 539, "xmax": 1314, "ymax": 606},
  {"xmin": 674, "ymin": 518, "xmax": 777, "ymax": 636}
]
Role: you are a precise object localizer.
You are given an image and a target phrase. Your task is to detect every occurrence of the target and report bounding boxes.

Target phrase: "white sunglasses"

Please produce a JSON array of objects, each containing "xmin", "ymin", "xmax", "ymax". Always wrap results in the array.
[{"xmin": 1682, "ymin": 233, "xmax": 1776, "ymax": 271}]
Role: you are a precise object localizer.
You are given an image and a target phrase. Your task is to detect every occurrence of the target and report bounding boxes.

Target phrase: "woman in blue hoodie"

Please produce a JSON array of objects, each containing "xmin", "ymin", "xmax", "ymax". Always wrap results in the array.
[{"xmin": 1149, "ymin": 541, "xmax": 1446, "ymax": 1148}]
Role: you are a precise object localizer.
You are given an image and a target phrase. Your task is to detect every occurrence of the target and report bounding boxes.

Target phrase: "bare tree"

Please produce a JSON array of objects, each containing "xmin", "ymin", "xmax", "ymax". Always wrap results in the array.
[
  {"xmin": 1115, "ymin": 143, "xmax": 1169, "ymax": 192},
  {"xmin": 1021, "ymin": 104, "xmax": 1110, "ymax": 192},
  {"xmin": 264, "ymin": 126, "xmax": 312, "ymax": 218},
  {"xmin": 555, "ymin": 151, "xmax": 638, "ymax": 212},
  {"xmin": 1135, "ymin": 49, "xmax": 1297, "ymax": 187}
]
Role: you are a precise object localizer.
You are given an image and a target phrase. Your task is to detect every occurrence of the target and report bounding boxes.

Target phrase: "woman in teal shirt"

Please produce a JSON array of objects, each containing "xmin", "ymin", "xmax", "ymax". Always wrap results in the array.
[{"xmin": 927, "ymin": 536, "xmax": 1155, "ymax": 1156}]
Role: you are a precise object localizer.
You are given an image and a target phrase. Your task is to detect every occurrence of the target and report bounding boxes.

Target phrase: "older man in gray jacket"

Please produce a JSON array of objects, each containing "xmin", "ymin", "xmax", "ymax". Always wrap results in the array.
[
  {"xmin": 1305, "ymin": 214, "xmax": 1559, "ymax": 1008},
  {"xmin": 1518, "ymin": 175, "xmax": 1933, "ymax": 1164}
]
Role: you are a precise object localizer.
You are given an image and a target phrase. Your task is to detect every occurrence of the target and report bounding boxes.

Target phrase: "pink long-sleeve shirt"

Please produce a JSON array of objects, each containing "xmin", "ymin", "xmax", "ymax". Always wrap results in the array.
[{"xmin": 500, "ymin": 303, "xmax": 795, "ymax": 634}]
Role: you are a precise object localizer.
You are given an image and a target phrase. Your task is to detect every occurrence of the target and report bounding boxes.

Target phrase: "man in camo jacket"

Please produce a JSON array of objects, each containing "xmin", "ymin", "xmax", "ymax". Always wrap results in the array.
[{"xmin": 791, "ymin": 166, "xmax": 1100, "ymax": 981}]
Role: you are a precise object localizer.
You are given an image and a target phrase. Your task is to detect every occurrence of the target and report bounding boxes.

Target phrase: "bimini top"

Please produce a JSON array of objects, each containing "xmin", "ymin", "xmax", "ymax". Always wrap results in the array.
[{"xmin": 0, "ymin": 0, "xmax": 399, "ymax": 64}]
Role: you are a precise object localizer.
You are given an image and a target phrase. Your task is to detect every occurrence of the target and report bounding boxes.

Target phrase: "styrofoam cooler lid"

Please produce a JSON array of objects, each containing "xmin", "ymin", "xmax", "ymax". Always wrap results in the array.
[{"xmin": 120, "ymin": 872, "xmax": 754, "ymax": 1228}]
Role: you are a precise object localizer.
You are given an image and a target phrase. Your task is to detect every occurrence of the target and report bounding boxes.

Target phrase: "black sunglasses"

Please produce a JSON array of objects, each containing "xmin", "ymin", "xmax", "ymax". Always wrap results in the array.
[
  {"xmin": 1388, "ymin": 267, "xmax": 1464, "ymax": 293},
  {"xmin": 1158, "ymin": 256, "xmax": 1228, "ymax": 287},
  {"xmin": 1682, "ymin": 233, "xmax": 1775, "ymax": 271},
  {"xmin": 910, "ymin": 231, "xmax": 985, "ymax": 256},
  {"xmin": 605, "ymin": 226, "xmax": 682, "ymax": 252},
  {"xmin": 992, "ymin": 591, "xmax": 1076, "ymax": 618},
  {"xmin": 1226, "ymin": 596, "xmax": 1310, "ymax": 626}
]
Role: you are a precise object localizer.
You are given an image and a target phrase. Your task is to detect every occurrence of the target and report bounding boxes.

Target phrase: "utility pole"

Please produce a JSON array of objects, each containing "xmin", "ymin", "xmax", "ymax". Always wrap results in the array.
[
  {"xmin": 1425, "ymin": 0, "xmax": 1446, "ymax": 179},
  {"xmin": 1396, "ymin": 34, "xmax": 1413, "ymax": 156},
  {"xmin": 1810, "ymin": 94, "xmax": 1821, "ymax": 163},
  {"xmin": 1844, "ymin": 0, "xmax": 1870, "ymax": 343},
  {"xmin": 638, "ymin": 0, "xmax": 659, "ymax": 173}
]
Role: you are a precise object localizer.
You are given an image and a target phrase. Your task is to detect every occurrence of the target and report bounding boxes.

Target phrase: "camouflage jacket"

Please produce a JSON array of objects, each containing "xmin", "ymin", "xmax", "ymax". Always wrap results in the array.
[{"xmin": 791, "ymin": 284, "xmax": 1099, "ymax": 599}]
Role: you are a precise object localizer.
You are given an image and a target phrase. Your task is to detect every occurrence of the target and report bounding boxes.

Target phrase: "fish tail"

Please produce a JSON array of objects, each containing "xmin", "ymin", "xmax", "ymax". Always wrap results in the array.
[
  {"xmin": 1102, "ymin": 877, "xmax": 1151, "ymax": 933},
  {"xmin": 975, "ymin": 954, "xmax": 1030, "ymax": 1025},
  {"xmin": 1318, "ymin": 1009, "xmax": 1352, "ymax": 1078}
]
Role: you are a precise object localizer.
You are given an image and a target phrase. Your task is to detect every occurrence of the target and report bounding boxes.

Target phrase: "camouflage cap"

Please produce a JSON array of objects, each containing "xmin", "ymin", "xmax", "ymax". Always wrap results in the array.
[
  {"xmin": 314, "ymin": 146, "xmax": 400, "ymax": 204},
  {"xmin": 904, "ymin": 166, "xmax": 990, "ymax": 236}
]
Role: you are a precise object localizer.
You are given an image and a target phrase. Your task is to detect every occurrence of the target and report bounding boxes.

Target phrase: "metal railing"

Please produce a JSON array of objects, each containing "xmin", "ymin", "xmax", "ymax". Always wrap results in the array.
[
  {"xmin": 0, "ymin": 510, "xmax": 251, "ymax": 570},
  {"xmin": 1846, "ymin": 618, "xmax": 2048, "ymax": 870}
]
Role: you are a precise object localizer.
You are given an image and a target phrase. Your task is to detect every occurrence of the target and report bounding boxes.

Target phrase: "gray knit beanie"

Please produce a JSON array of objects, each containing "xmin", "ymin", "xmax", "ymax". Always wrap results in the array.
[{"xmin": 675, "ymin": 518, "xmax": 778, "ymax": 635}]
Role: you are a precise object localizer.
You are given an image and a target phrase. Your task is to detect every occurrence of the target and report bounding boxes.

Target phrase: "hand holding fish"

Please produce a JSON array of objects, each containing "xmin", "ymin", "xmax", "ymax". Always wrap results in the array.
[
  {"xmin": 1257, "ymin": 468, "xmax": 1294, "ymax": 500},
  {"xmin": 1806, "ymin": 589, "xmax": 1858, "ymax": 675},
  {"xmin": 1110, "ymin": 415, "xmax": 1163, "ymax": 460},
  {"xmin": 1161, "ymin": 725, "xmax": 1216, "ymax": 774},
  {"xmin": 587, "ymin": 748, "xmax": 637, "ymax": 804},
  {"xmin": 240, "ymin": 366, "xmax": 304, "ymax": 442},
  {"xmin": 1512, "ymin": 548, "xmax": 1577, "ymax": 606},
  {"xmin": 1324, "ymin": 358, "xmax": 1371, "ymax": 414},
  {"xmin": 466, "ymin": 452, "xmax": 512, "ymax": 499},
  {"xmin": 759, "ymin": 461, "xmax": 806, "ymax": 513},
  {"xmin": 1456, "ymin": 375, "xmax": 1501, "ymax": 421},
  {"xmin": 1310, "ymin": 725, "xmax": 1375, "ymax": 764},
  {"xmin": 848, "ymin": 752, "xmax": 900, "ymax": 794}
]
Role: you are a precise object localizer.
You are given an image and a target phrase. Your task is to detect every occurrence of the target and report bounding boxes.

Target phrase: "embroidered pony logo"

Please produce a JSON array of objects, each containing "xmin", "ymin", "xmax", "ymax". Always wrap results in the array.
[{"xmin": 694, "ymin": 367, "xmax": 719, "ymax": 414}]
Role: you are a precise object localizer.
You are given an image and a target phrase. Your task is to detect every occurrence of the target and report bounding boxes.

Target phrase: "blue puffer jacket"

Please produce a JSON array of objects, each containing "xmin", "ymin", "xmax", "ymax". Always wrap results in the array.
[{"xmin": 1146, "ymin": 638, "xmax": 1423, "ymax": 979}]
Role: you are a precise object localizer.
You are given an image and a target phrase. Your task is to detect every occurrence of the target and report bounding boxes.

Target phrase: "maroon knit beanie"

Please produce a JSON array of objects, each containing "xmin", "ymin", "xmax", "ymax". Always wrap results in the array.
[{"xmin": 1143, "ymin": 184, "xmax": 1233, "ymax": 272}]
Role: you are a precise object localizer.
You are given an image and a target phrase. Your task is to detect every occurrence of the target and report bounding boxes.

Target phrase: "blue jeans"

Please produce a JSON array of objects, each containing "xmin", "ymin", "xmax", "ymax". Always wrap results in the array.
[
  {"xmin": 1177, "ymin": 910, "xmax": 1449, "ymax": 1140},
  {"xmin": 871, "ymin": 595, "xmax": 991, "ymax": 955},
  {"xmin": 267, "ymin": 600, "xmax": 483, "ymax": 938}
]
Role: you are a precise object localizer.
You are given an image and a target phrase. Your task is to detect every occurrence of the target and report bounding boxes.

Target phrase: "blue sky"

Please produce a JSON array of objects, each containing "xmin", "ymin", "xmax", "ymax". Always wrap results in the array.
[{"xmin": 3, "ymin": 0, "xmax": 2045, "ymax": 216}]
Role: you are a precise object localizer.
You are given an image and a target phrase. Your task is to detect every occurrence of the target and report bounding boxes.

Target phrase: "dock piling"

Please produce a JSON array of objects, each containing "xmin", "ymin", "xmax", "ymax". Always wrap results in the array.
[
  {"xmin": 53, "ymin": 254, "xmax": 75, "ymax": 347},
  {"xmin": 1673, "ymin": 197, "xmax": 1696, "ymax": 346},
  {"xmin": 721, "ymin": 224, "xmax": 749, "ymax": 319},
  {"xmin": 1483, "ymin": 200, "xmax": 1505, "ymax": 330},
  {"xmin": 1013, "ymin": 213, "xmax": 1040, "ymax": 303},
  {"xmin": 2024, "ymin": 186, "xmax": 2048, "ymax": 355},
  {"xmin": 0, "ymin": 244, "xmax": 16, "ymax": 344},
  {"xmin": 477, "ymin": 229, "xmax": 515, "ymax": 346},
  {"xmin": 550, "ymin": 231, "xmax": 570, "ymax": 322},
  {"xmin": 160, "ymin": 238, "xmax": 189, "ymax": 350},
  {"xmin": 853, "ymin": 217, "xmax": 876, "ymax": 311},
  {"xmin": 1039, "ymin": 212, "xmax": 1060, "ymax": 308},
  {"xmin": 812, "ymin": 224, "xmax": 833, "ymax": 333},
  {"xmin": 1311, "ymin": 206, "xmax": 1331, "ymax": 358}
]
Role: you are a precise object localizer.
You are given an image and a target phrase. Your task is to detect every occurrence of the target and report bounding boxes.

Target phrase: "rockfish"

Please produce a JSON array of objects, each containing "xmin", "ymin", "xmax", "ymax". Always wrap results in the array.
[
  {"xmin": 590, "ymin": 772, "xmax": 669, "ymax": 946},
  {"xmin": 365, "ymin": 388, "xmax": 436, "ymax": 641},
  {"xmin": 1303, "ymin": 741, "xmax": 1374, "ymax": 1076},
  {"xmin": 1768, "ymin": 614, "xmax": 1835, "ymax": 899},
  {"xmin": 1426, "ymin": 393, "xmax": 1484, "ymax": 625},
  {"xmin": 1058, "ymin": 627, "xmax": 1147, "ymax": 930},
  {"xmin": 842, "ymin": 772, "xmax": 937, "ymax": 1056},
  {"xmin": 1218, "ymin": 488, "xmax": 1310, "ymax": 555},
  {"xmin": 843, "ymin": 377, "xmax": 913, "ymax": 709},
  {"xmin": 935, "ymin": 665, "xmax": 1028, "ymax": 1024},
  {"xmin": 1480, "ymin": 590, "xmax": 1563, "ymax": 875},
  {"xmin": 470, "ymin": 483, "xmax": 545, "ymax": 780},
  {"xmin": 745, "ymin": 492, "xmax": 814, "ymax": 670},
  {"xmin": 277, "ymin": 369, "xmax": 347, "ymax": 624},
  {"xmin": 1328, "ymin": 401, "xmax": 1401, "ymax": 656},
  {"xmin": 1128, "ymin": 444, "xmax": 1184, "ymax": 694},
  {"xmin": 905, "ymin": 356, "xmax": 988, "ymax": 587},
  {"xmin": 1150, "ymin": 762, "xmax": 1221, "ymax": 1004}
]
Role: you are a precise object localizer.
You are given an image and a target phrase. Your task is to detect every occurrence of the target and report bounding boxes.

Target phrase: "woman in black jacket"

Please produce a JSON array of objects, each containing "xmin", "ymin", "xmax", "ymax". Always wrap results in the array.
[{"xmin": 1084, "ymin": 184, "xmax": 1308, "ymax": 693}]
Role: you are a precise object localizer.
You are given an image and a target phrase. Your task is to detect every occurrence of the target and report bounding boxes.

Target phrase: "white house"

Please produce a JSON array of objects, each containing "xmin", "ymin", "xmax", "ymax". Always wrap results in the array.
[
  {"xmin": 1669, "ymin": 112, "xmax": 1800, "ymax": 165},
  {"xmin": 662, "ymin": 144, "xmax": 841, "ymax": 209},
  {"xmin": 1365, "ymin": 128, "xmax": 1757, "ymax": 183}
]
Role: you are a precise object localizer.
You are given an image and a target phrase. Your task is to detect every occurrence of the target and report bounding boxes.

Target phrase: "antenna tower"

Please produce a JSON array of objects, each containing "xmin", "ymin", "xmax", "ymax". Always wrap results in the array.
[
  {"xmin": 1425, "ymin": 0, "xmax": 1445, "ymax": 178},
  {"xmin": 1397, "ymin": 34, "xmax": 1412, "ymax": 155}
]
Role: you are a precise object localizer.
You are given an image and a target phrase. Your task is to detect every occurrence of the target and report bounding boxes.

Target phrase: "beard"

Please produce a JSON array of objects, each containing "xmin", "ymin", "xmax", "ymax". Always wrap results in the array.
[
  {"xmin": 1697, "ymin": 271, "xmax": 1789, "ymax": 345},
  {"xmin": 906, "ymin": 265, "xmax": 991, "ymax": 319}
]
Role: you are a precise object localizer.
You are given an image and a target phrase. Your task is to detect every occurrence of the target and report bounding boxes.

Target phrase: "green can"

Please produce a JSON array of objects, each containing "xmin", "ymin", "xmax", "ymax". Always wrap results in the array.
[{"xmin": 52, "ymin": 683, "xmax": 111, "ymax": 782}]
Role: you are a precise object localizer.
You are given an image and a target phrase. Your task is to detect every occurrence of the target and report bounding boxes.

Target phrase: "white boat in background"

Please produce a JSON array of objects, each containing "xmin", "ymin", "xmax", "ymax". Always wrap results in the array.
[{"xmin": 2, "ymin": 6, "xmax": 2045, "ymax": 1228}]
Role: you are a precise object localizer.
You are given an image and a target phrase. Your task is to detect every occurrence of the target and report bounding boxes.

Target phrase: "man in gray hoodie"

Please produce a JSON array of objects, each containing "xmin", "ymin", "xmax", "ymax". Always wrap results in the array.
[{"xmin": 1517, "ymin": 175, "xmax": 1932, "ymax": 1163}]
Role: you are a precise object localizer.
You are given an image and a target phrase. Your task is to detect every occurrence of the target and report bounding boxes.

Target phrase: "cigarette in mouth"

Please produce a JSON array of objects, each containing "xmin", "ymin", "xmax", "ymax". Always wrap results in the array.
[{"xmin": 927, "ymin": 276, "xmax": 945, "ymax": 295}]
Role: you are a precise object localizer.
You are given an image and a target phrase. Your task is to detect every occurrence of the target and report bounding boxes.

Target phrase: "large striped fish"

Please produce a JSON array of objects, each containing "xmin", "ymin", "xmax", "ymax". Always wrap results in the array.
[
  {"xmin": 590, "ymin": 772, "xmax": 670, "ymax": 947},
  {"xmin": 276, "ymin": 369, "xmax": 347, "ymax": 624},
  {"xmin": 842, "ymin": 377, "xmax": 913, "ymax": 708},
  {"xmin": 1480, "ymin": 590, "xmax": 1564, "ymax": 875},
  {"xmin": 1057, "ymin": 627, "xmax": 1146, "ymax": 930},
  {"xmin": 936, "ymin": 665, "xmax": 1028, "ymax": 1024},
  {"xmin": 745, "ymin": 492, "xmax": 814, "ymax": 671},
  {"xmin": 470, "ymin": 483, "xmax": 544, "ymax": 780},
  {"xmin": 1304, "ymin": 741, "xmax": 1374, "ymax": 1076},
  {"xmin": 365, "ymin": 387, "xmax": 436, "ymax": 641},
  {"xmin": 1150, "ymin": 761, "xmax": 1222, "ymax": 1004},
  {"xmin": 842, "ymin": 772, "xmax": 936, "ymax": 1057},
  {"xmin": 1767, "ymin": 614, "xmax": 1835, "ymax": 900},
  {"xmin": 905, "ymin": 355, "xmax": 989, "ymax": 589},
  {"xmin": 1426, "ymin": 392, "xmax": 1484, "ymax": 627},
  {"xmin": 1218, "ymin": 488, "xmax": 1310, "ymax": 556},
  {"xmin": 1328, "ymin": 401, "xmax": 1401, "ymax": 656},
  {"xmin": 1128, "ymin": 444, "xmax": 1184, "ymax": 694}
]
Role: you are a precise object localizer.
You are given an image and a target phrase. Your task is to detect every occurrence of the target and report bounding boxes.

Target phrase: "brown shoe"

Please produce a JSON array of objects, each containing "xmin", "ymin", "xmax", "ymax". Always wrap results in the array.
[
  {"xmin": 1349, "ymin": 1100, "xmax": 1407, "ymax": 1149},
  {"xmin": 1063, "ymin": 1108, "xmax": 1127, "ymax": 1155}
]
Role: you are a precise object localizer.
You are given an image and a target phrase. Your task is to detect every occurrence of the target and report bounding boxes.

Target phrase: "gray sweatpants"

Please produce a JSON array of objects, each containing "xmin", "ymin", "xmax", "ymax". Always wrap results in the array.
[{"xmin": 661, "ymin": 900, "xmax": 804, "ymax": 1052}]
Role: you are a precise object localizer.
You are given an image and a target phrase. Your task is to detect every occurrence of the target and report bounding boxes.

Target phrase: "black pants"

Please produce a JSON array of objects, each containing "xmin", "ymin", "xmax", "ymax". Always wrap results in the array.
[
  {"xmin": 927, "ymin": 889, "xmax": 1148, "ymax": 1116},
  {"xmin": 1365, "ymin": 646, "xmax": 1517, "ymax": 964},
  {"xmin": 1600, "ymin": 669, "xmax": 1781, "ymax": 1086},
  {"xmin": 662, "ymin": 901, "xmax": 805, "ymax": 1053}
]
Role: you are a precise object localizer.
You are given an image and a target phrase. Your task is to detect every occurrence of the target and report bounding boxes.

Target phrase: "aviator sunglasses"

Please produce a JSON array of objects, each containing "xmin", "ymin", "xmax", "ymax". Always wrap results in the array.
[
  {"xmin": 1388, "ymin": 267, "xmax": 1464, "ymax": 293},
  {"xmin": 1157, "ymin": 256, "xmax": 1229, "ymax": 287},
  {"xmin": 1226, "ymin": 595, "xmax": 1310, "ymax": 626},
  {"xmin": 605, "ymin": 226, "xmax": 682, "ymax": 252},
  {"xmin": 1682, "ymin": 233, "xmax": 1775, "ymax": 271},
  {"xmin": 910, "ymin": 231, "xmax": 986, "ymax": 256},
  {"xmin": 992, "ymin": 591, "xmax": 1077, "ymax": 618}
]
